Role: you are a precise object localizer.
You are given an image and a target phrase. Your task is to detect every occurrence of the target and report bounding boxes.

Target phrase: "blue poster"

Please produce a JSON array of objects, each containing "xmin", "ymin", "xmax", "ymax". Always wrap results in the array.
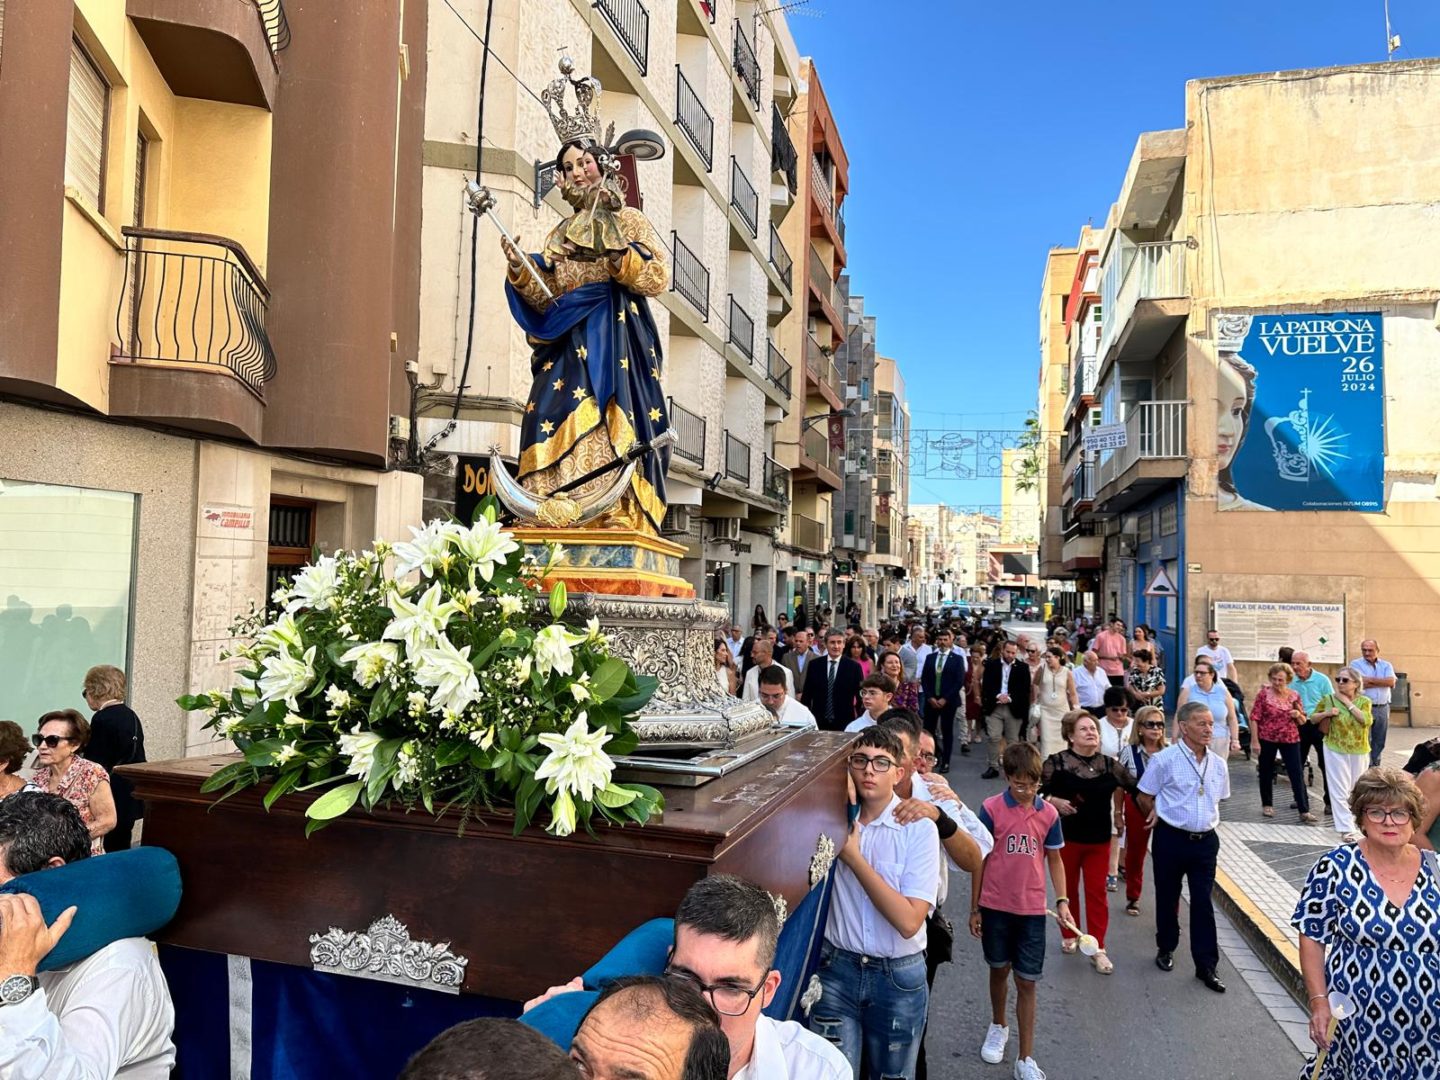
[{"xmin": 1215, "ymin": 312, "xmax": 1384, "ymax": 512}]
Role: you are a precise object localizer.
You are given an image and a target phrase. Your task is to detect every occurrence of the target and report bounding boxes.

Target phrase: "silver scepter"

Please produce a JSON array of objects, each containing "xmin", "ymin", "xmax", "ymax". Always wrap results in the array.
[{"xmin": 463, "ymin": 179, "xmax": 555, "ymax": 301}]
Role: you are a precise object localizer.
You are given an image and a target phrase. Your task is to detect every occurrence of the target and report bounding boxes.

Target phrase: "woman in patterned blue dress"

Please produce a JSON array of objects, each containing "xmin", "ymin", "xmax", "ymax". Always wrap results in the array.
[{"xmin": 1292, "ymin": 767, "xmax": 1440, "ymax": 1079}]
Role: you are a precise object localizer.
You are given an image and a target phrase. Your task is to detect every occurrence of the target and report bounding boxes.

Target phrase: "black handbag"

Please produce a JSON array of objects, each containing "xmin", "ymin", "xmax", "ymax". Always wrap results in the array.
[{"xmin": 926, "ymin": 910, "xmax": 955, "ymax": 965}]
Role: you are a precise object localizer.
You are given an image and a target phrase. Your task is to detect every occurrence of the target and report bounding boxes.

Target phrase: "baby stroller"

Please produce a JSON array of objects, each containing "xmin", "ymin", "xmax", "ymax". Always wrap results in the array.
[{"xmin": 1223, "ymin": 677, "xmax": 1251, "ymax": 759}]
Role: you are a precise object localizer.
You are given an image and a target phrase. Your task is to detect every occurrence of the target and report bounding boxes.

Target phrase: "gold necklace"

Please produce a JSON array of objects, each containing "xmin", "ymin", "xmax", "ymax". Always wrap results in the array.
[{"xmin": 1364, "ymin": 845, "xmax": 1415, "ymax": 884}]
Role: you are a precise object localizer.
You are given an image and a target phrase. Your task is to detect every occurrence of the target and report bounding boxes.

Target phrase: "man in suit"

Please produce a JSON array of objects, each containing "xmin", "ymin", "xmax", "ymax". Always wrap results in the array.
[
  {"xmin": 980, "ymin": 637, "xmax": 1031, "ymax": 779},
  {"xmin": 781, "ymin": 628, "xmax": 814, "ymax": 687},
  {"xmin": 800, "ymin": 628, "xmax": 863, "ymax": 732},
  {"xmin": 740, "ymin": 638, "xmax": 793, "ymax": 701},
  {"xmin": 920, "ymin": 626, "xmax": 967, "ymax": 773}
]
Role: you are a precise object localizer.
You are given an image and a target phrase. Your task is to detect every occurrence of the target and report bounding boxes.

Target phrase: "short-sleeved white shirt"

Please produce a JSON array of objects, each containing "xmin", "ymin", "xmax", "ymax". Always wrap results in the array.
[
  {"xmin": 1196, "ymin": 644, "xmax": 1235, "ymax": 674},
  {"xmin": 825, "ymin": 794, "xmax": 939, "ymax": 958},
  {"xmin": 735, "ymin": 1014, "xmax": 851, "ymax": 1079}
]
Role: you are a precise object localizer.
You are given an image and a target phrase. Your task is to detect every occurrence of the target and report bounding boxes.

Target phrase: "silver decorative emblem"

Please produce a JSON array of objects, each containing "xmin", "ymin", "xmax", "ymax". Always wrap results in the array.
[
  {"xmin": 800, "ymin": 973, "xmax": 824, "ymax": 1017},
  {"xmin": 809, "ymin": 834, "xmax": 837, "ymax": 888},
  {"xmin": 308, "ymin": 914, "xmax": 469, "ymax": 994},
  {"xmin": 769, "ymin": 891, "xmax": 788, "ymax": 928}
]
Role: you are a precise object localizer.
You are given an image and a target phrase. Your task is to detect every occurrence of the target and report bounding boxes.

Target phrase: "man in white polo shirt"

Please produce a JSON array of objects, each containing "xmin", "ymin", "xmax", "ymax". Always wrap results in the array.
[{"xmin": 1196, "ymin": 629, "xmax": 1237, "ymax": 683}]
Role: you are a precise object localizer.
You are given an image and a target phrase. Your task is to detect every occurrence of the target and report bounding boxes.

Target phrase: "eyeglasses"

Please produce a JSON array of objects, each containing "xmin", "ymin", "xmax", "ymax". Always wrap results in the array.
[
  {"xmin": 916, "ymin": 752, "xmax": 938, "ymax": 764},
  {"xmin": 665, "ymin": 967, "xmax": 768, "ymax": 1016},
  {"xmin": 31, "ymin": 734, "xmax": 72, "ymax": 749},
  {"xmin": 1140, "ymin": 721, "xmax": 1164, "ymax": 729},
  {"xmin": 847, "ymin": 753, "xmax": 896, "ymax": 773},
  {"xmin": 1207, "ymin": 637, "xmax": 1220, "ymax": 643},
  {"xmin": 1362, "ymin": 807, "xmax": 1412, "ymax": 825}
]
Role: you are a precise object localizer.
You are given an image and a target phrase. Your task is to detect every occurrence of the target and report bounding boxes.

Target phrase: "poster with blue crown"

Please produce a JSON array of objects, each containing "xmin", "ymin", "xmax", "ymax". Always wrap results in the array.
[{"xmin": 1214, "ymin": 312, "xmax": 1385, "ymax": 512}]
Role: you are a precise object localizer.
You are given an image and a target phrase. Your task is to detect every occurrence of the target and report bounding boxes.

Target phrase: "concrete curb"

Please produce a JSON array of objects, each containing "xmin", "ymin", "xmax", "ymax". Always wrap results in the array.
[{"xmin": 1213, "ymin": 866, "xmax": 1305, "ymax": 1002}]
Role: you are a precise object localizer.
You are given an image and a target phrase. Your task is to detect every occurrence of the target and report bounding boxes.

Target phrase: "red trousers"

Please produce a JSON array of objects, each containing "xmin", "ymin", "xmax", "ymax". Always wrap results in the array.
[
  {"xmin": 1058, "ymin": 840, "xmax": 1111, "ymax": 949},
  {"xmin": 1123, "ymin": 793, "xmax": 1153, "ymax": 904}
]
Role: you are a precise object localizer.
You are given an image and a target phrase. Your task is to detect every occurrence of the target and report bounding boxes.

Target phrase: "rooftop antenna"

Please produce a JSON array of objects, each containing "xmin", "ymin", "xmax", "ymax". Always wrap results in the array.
[
  {"xmin": 759, "ymin": 1, "xmax": 821, "ymax": 16},
  {"xmin": 1384, "ymin": 0, "xmax": 1402, "ymax": 57}
]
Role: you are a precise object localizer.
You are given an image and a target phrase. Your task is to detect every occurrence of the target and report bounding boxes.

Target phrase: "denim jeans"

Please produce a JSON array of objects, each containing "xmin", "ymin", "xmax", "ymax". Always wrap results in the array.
[
  {"xmin": 809, "ymin": 944, "xmax": 928, "ymax": 1079},
  {"xmin": 1368, "ymin": 703, "xmax": 1390, "ymax": 767}
]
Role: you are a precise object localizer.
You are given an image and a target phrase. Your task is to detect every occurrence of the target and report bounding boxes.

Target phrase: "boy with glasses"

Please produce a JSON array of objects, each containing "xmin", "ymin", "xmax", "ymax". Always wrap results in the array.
[{"xmin": 810, "ymin": 726, "xmax": 939, "ymax": 1079}]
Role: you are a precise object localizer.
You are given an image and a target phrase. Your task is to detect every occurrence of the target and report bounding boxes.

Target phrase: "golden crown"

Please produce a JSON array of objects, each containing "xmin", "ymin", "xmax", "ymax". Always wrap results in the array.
[{"xmin": 542, "ymin": 55, "xmax": 610, "ymax": 147}]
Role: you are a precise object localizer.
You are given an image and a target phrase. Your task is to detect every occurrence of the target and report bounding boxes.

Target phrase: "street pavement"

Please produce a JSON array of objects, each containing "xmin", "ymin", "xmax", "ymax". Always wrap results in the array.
[{"xmin": 923, "ymin": 728, "xmax": 1308, "ymax": 1079}]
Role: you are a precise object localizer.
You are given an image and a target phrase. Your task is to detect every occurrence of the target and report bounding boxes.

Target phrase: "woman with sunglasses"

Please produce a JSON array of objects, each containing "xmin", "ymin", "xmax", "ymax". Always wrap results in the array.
[
  {"xmin": 1119, "ymin": 705, "xmax": 1168, "ymax": 917},
  {"xmin": 1175, "ymin": 658, "xmax": 1240, "ymax": 758},
  {"xmin": 31, "ymin": 709, "xmax": 116, "ymax": 855},
  {"xmin": 1310, "ymin": 666, "xmax": 1374, "ymax": 842}
]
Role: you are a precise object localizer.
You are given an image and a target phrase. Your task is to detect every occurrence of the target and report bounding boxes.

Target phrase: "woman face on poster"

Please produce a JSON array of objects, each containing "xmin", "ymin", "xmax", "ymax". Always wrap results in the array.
[{"xmin": 1216, "ymin": 352, "xmax": 1271, "ymax": 510}]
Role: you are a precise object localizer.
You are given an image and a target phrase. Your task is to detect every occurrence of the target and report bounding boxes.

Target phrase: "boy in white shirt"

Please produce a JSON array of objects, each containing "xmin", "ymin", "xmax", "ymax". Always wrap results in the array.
[{"xmin": 844, "ymin": 674, "xmax": 896, "ymax": 733}]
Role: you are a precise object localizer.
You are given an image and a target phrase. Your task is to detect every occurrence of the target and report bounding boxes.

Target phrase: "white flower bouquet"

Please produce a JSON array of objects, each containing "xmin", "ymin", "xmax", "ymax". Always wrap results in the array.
[{"xmin": 178, "ymin": 510, "xmax": 663, "ymax": 838}]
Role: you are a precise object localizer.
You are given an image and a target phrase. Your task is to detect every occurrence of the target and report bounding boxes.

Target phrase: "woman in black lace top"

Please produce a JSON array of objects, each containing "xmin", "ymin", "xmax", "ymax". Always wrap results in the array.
[{"xmin": 1041, "ymin": 711, "xmax": 1138, "ymax": 975}]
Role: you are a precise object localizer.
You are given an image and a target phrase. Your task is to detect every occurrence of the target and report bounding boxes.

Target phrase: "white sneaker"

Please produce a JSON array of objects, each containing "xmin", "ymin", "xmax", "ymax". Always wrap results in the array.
[
  {"xmin": 980, "ymin": 1023, "xmax": 1009, "ymax": 1064},
  {"xmin": 1013, "ymin": 1057, "xmax": 1047, "ymax": 1080}
]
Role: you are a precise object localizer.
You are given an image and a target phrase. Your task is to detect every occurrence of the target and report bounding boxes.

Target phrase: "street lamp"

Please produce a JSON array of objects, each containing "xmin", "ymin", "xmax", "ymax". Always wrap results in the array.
[{"xmin": 799, "ymin": 407, "xmax": 855, "ymax": 434}]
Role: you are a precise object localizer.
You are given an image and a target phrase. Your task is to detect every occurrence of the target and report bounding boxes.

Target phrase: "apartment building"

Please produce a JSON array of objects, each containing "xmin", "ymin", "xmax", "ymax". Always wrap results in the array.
[
  {"xmin": 1036, "ymin": 246, "xmax": 1078, "ymax": 585},
  {"xmin": 416, "ymin": 0, "xmax": 806, "ymax": 623},
  {"xmin": 910, "ymin": 505, "xmax": 1000, "ymax": 609},
  {"xmin": 1046, "ymin": 58, "xmax": 1440, "ymax": 723},
  {"xmin": 0, "ymin": 0, "xmax": 423, "ymax": 755},
  {"xmin": 870, "ymin": 354, "xmax": 910, "ymax": 617}
]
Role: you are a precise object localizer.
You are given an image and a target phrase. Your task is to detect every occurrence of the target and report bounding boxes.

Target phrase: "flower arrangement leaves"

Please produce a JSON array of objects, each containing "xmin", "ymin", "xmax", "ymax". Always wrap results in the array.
[{"xmin": 178, "ymin": 508, "xmax": 663, "ymax": 838}]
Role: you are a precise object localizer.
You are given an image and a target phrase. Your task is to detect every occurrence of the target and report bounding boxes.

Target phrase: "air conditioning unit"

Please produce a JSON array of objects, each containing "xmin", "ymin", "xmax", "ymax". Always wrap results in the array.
[
  {"xmin": 661, "ymin": 506, "xmax": 693, "ymax": 536},
  {"xmin": 844, "ymin": 385, "xmax": 859, "ymax": 399},
  {"xmin": 711, "ymin": 517, "xmax": 742, "ymax": 542}
]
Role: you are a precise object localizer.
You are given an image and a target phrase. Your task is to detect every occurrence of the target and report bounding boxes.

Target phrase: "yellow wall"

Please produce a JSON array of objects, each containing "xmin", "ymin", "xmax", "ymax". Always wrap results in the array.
[{"xmin": 169, "ymin": 99, "xmax": 272, "ymax": 270}]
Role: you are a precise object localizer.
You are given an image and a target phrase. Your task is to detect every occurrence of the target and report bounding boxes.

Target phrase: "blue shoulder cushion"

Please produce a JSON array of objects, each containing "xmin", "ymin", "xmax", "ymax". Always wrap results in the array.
[
  {"xmin": 0, "ymin": 846, "xmax": 182, "ymax": 971},
  {"xmin": 520, "ymin": 988, "xmax": 599, "ymax": 1050},
  {"xmin": 581, "ymin": 917, "xmax": 673, "ymax": 989}
]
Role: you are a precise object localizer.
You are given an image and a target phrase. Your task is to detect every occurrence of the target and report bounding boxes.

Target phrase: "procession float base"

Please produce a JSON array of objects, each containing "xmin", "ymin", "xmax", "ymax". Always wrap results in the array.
[
  {"xmin": 121, "ymin": 732, "xmax": 850, "ymax": 1073},
  {"xmin": 513, "ymin": 527, "xmax": 694, "ymax": 598}
]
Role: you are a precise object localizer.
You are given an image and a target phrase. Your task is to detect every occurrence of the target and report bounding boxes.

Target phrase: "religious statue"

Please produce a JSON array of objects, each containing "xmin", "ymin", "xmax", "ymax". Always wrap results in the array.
[{"xmin": 487, "ymin": 56, "xmax": 672, "ymax": 535}]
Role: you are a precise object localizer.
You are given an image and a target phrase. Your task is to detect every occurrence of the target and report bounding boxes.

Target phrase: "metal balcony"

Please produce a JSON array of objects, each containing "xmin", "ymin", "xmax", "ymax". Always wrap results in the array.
[
  {"xmin": 771, "ymin": 103, "xmax": 798, "ymax": 194},
  {"xmin": 675, "ymin": 66, "xmax": 713, "ymax": 170},
  {"xmin": 253, "ymin": 0, "xmax": 291, "ymax": 52},
  {"xmin": 768, "ymin": 223, "xmax": 792, "ymax": 289},
  {"xmin": 668, "ymin": 397, "xmax": 706, "ymax": 466},
  {"xmin": 1098, "ymin": 239, "xmax": 1187, "ymax": 364},
  {"xmin": 766, "ymin": 339, "xmax": 792, "ymax": 397},
  {"xmin": 810, "ymin": 155, "xmax": 834, "ymax": 218},
  {"xmin": 670, "ymin": 231, "xmax": 709, "ymax": 320},
  {"xmin": 730, "ymin": 157, "xmax": 759, "ymax": 237},
  {"xmin": 808, "ymin": 245, "xmax": 838, "ymax": 314},
  {"xmin": 728, "ymin": 295, "xmax": 754, "ymax": 360},
  {"xmin": 732, "ymin": 19, "xmax": 761, "ymax": 108},
  {"xmin": 791, "ymin": 512, "xmax": 826, "ymax": 553},
  {"xmin": 805, "ymin": 334, "xmax": 842, "ymax": 399},
  {"xmin": 1095, "ymin": 400, "xmax": 1189, "ymax": 504},
  {"xmin": 596, "ymin": 0, "xmax": 649, "ymax": 75},
  {"xmin": 724, "ymin": 430, "xmax": 752, "ymax": 484},
  {"xmin": 763, "ymin": 455, "xmax": 790, "ymax": 503}
]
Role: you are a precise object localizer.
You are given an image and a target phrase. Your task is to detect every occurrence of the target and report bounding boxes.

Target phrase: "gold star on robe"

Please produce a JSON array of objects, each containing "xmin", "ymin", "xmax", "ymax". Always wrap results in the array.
[
  {"xmin": 553, "ymin": 379, "xmax": 565, "ymax": 392},
  {"xmin": 525, "ymin": 402, "xmax": 535, "ymax": 413},
  {"xmin": 620, "ymin": 356, "xmax": 629, "ymax": 370},
  {"xmin": 572, "ymin": 387, "xmax": 587, "ymax": 401},
  {"xmin": 542, "ymin": 361, "xmax": 554, "ymax": 372},
  {"xmin": 576, "ymin": 346, "xmax": 588, "ymax": 360},
  {"xmin": 629, "ymin": 301, "xmax": 639, "ymax": 315},
  {"xmin": 540, "ymin": 420, "xmax": 555, "ymax": 435},
  {"xmin": 649, "ymin": 347, "xmax": 656, "ymax": 358},
  {"xmin": 648, "ymin": 408, "xmax": 662, "ymax": 422},
  {"xmin": 617, "ymin": 310, "xmax": 626, "ymax": 323},
  {"xmin": 650, "ymin": 368, "xmax": 659, "ymax": 380}
]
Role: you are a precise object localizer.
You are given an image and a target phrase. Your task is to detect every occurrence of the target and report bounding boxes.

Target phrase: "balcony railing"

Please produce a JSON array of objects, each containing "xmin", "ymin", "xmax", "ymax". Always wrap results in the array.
[
  {"xmin": 792, "ymin": 512, "xmax": 826, "ymax": 553},
  {"xmin": 808, "ymin": 246, "xmax": 836, "ymax": 313},
  {"xmin": 597, "ymin": 0, "xmax": 650, "ymax": 75},
  {"xmin": 810, "ymin": 155, "xmax": 834, "ymax": 218},
  {"xmin": 769, "ymin": 222, "xmax": 792, "ymax": 289},
  {"xmin": 1066, "ymin": 353, "xmax": 1098, "ymax": 415},
  {"xmin": 670, "ymin": 231, "xmax": 709, "ymax": 319},
  {"xmin": 1071, "ymin": 461, "xmax": 1095, "ymax": 504},
  {"xmin": 771, "ymin": 103, "xmax": 798, "ymax": 194},
  {"xmin": 875, "ymin": 525, "xmax": 892, "ymax": 556},
  {"xmin": 805, "ymin": 334, "xmax": 842, "ymax": 398},
  {"xmin": 1098, "ymin": 239, "xmax": 1187, "ymax": 361},
  {"xmin": 875, "ymin": 452, "xmax": 895, "ymax": 495},
  {"xmin": 116, "ymin": 227, "xmax": 276, "ymax": 395},
  {"xmin": 766, "ymin": 339, "xmax": 792, "ymax": 397},
  {"xmin": 732, "ymin": 19, "xmax": 761, "ymax": 108},
  {"xmin": 803, "ymin": 426, "xmax": 833, "ymax": 472},
  {"xmin": 763, "ymin": 454, "xmax": 790, "ymax": 503},
  {"xmin": 1096, "ymin": 401, "xmax": 1188, "ymax": 490},
  {"xmin": 668, "ymin": 397, "xmax": 706, "ymax": 466},
  {"xmin": 835, "ymin": 201, "xmax": 846, "ymax": 245},
  {"xmin": 253, "ymin": 0, "xmax": 291, "ymax": 53},
  {"xmin": 728, "ymin": 294, "xmax": 754, "ymax": 360},
  {"xmin": 724, "ymin": 430, "xmax": 751, "ymax": 484},
  {"xmin": 675, "ymin": 66, "xmax": 713, "ymax": 170},
  {"xmin": 730, "ymin": 157, "xmax": 759, "ymax": 237}
]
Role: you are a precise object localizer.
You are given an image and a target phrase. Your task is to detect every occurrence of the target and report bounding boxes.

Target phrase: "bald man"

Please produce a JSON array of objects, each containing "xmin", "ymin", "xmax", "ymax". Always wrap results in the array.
[{"xmin": 569, "ymin": 976, "xmax": 729, "ymax": 1080}]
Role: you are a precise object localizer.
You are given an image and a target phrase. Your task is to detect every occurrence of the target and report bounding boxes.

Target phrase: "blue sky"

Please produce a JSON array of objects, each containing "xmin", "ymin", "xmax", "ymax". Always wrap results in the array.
[{"xmin": 792, "ymin": 0, "xmax": 1440, "ymax": 510}]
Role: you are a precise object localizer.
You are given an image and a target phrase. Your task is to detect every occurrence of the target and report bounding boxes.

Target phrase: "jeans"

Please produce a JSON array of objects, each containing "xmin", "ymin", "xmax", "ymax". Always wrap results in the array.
[
  {"xmin": 810, "ymin": 945, "xmax": 928, "ymax": 1080},
  {"xmin": 1258, "ymin": 739, "xmax": 1309, "ymax": 814},
  {"xmin": 1368, "ymin": 703, "xmax": 1390, "ymax": 767},
  {"xmin": 1151, "ymin": 820, "xmax": 1219, "ymax": 974}
]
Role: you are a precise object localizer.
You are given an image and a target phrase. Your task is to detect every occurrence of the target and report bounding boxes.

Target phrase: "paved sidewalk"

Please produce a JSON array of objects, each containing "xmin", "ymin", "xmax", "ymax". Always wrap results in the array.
[{"xmin": 1209, "ymin": 726, "xmax": 1434, "ymax": 995}]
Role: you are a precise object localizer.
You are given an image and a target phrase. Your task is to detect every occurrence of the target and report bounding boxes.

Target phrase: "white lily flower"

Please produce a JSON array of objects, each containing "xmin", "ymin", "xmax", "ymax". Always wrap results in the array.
[
  {"xmin": 258, "ymin": 645, "xmax": 317, "ymax": 710},
  {"xmin": 283, "ymin": 712, "xmax": 308, "ymax": 728},
  {"xmin": 338, "ymin": 727, "xmax": 385, "ymax": 780},
  {"xmin": 340, "ymin": 641, "xmax": 400, "ymax": 688},
  {"xmin": 532, "ymin": 624, "xmax": 588, "ymax": 678},
  {"xmin": 285, "ymin": 556, "xmax": 340, "ymax": 613},
  {"xmin": 276, "ymin": 743, "xmax": 302, "ymax": 766},
  {"xmin": 569, "ymin": 681, "xmax": 591, "ymax": 702},
  {"xmin": 255, "ymin": 612, "xmax": 305, "ymax": 657},
  {"xmin": 497, "ymin": 593, "xmax": 526, "ymax": 617},
  {"xmin": 534, "ymin": 714, "xmax": 614, "ymax": 802},
  {"xmin": 584, "ymin": 616, "xmax": 604, "ymax": 642},
  {"xmin": 405, "ymin": 691, "xmax": 428, "ymax": 717},
  {"xmin": 382, "ymin": 582, "xmax": 460, "ymax": 658},
  {"xmin": 324, "ymin": 685, "xmax": 353, "ymax": 713},
  {"xmin": 512, "ymin": 655, "xmax": 533, "ymax": 687},
  {"xmin": 450, "ymin": 517, "xmax": 520, "ymax": 582},
  {"xmin": 412, "ymin": 636, "xmax": 482, "ymax": 716},
  {"xmin": 548, "ymin": 788, "xmax": 578, "ymax": 837},
  {"xmin": 392, "ymin": 520, "xmax": 452, "ymax": 579}
]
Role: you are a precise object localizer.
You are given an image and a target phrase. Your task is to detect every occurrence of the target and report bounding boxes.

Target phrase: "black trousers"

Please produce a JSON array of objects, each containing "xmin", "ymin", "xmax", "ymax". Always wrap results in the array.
[
  {"xmin": 1151, "ymin": 820, "xmax": 1219, "ymax": 974},
  {"xmin": 915, "ymin": 921, "xmax": 946, "ymax": 1080},
  {"xmin": 924, "ymin": 707, "xmax": 959, "ymax": 767},
  {"xmin": 1297, "ymin": 722, "xmax": 1331, "ymax": 807}
]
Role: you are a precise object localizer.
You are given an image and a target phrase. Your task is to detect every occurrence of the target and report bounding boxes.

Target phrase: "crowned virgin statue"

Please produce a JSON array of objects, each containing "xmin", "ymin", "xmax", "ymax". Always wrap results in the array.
[{"xmin": 495, "ymin": 57, "xmax": 671, "ymax": 535}]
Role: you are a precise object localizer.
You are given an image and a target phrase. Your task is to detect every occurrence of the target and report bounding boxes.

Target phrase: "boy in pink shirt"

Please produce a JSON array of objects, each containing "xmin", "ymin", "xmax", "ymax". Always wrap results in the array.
[{"xmin": 969, "ymin": 742, "xmax": 1067, "ymax": 1080}]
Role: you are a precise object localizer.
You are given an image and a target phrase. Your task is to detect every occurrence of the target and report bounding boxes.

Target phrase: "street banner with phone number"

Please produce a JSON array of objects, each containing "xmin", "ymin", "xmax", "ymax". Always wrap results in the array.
[{"xmin": 1222, "ymin": 312, "xmax": 1384, "ymax": 511}]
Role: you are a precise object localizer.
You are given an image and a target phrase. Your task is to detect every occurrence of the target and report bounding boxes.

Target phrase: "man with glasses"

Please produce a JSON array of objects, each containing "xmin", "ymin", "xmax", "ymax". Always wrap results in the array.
[
  {"xmin": 1349, "ymin": 638, "xmax": 1396, "ymax": 767},
  {"xmin": 1196, "ymin": 630, "xmax": 1237, "ymax": 684},
  {"xmin": 757, "ymin": 666, "xmax": 816, "ymax": 730},
  {"xmin": 809, "ymin": 726, "xmax": 939, "ymax": 1078}
]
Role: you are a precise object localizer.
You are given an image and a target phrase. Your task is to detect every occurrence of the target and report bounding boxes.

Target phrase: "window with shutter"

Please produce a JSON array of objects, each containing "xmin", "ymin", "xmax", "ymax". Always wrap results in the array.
[{"xmin": 66, "ymin": 38, "xmax": 108, "ymax": 210}]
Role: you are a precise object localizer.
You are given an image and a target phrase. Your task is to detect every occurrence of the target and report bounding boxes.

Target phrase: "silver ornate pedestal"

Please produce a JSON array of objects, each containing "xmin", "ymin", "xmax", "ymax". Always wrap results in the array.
[{"xmin": 566, "ymin": 594, "xmax": 808, "ymax": 785}]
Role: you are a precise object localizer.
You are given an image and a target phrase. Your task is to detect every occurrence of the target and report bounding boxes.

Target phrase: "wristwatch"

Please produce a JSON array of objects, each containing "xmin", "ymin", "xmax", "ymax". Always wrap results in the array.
[{"xmin": 0, "ymin": 974, "xmax": 38, "ymax": 1006}]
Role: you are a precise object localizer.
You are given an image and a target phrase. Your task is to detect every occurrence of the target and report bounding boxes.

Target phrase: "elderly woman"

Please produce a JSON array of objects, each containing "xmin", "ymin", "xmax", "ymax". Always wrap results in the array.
[
  {"xmin": 1310, "ymin": 667, "xmax": 1373, "ymax": 842},
  {"xmin": 1176, "ymin": 657, "xmax": 1240, "ymax": 758},
  {"xmin": 82, "ymin": 664, "xmax": 147, "ymax": 851},
  {"xmin": 1293, "ymin": 767, "xmax": 1440, "ymax": 1079},
  {"xmin": 1041, "ymin": 711, "xmax": 1137, "ymax": 975},
  {"xmin": 1125, "ymin": 648, "xmax": 1166, "ymax": 711},
  {"xmin": 1251, "ymin": 662, "xmax": 1316, "ymax": 824},
  {"xmin": 0, "ymin": 722, "xmax": 35, "ymax": 800},
  {"xmin": 31, "ymin": 709, "xmax": 115, "ymax": 855}
]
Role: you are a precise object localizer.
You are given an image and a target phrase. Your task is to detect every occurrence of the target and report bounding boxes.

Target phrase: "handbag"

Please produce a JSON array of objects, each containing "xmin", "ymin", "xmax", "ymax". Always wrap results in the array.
[{"xmin": 926, "ymin": 909, "xmax": 955, "ymax": 965}]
